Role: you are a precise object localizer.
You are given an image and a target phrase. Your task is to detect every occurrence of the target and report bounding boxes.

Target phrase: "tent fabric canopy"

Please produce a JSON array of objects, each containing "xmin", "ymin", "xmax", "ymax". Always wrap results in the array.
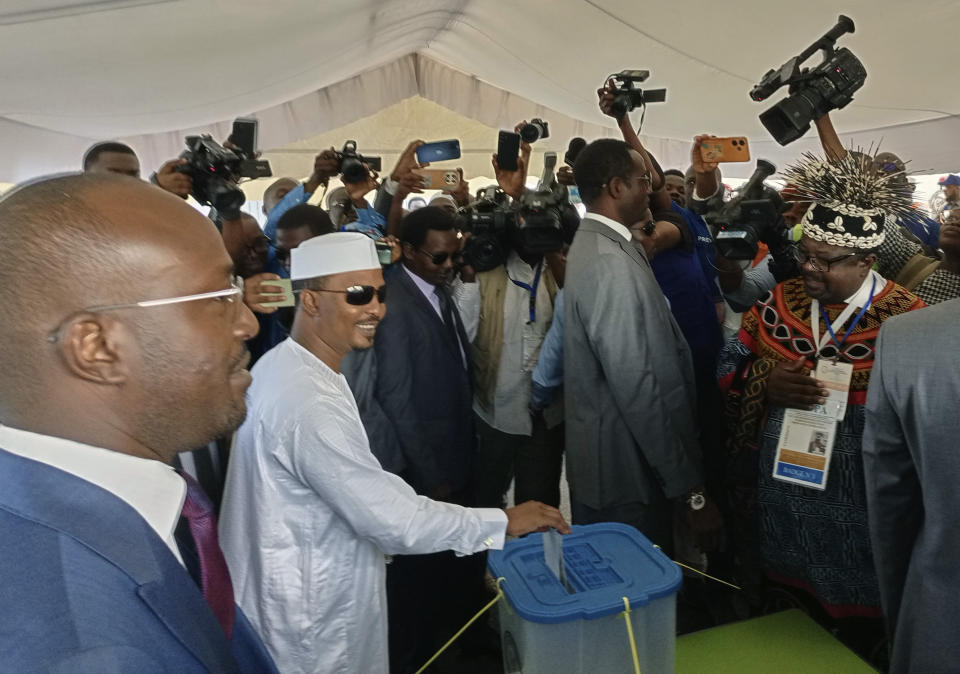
[{"xmin": 1, "ymin": 0, "xmax": 957, "ymax": 183}]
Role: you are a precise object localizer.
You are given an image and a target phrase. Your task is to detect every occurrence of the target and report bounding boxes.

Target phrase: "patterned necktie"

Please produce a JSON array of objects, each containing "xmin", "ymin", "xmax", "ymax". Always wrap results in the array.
[
  {"xmin": 177, "ymin": 470, "xmax": 235, "ymax": 639},
  {"xmin": 435, "ymin": 285, "xmax": 462, "ymax": 357}
]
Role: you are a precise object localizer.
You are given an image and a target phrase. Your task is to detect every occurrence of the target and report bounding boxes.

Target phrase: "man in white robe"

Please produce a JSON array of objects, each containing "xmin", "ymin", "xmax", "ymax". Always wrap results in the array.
[{"xmin": 219, "ymin": 232, "xmax": 569, "ymax": 674}]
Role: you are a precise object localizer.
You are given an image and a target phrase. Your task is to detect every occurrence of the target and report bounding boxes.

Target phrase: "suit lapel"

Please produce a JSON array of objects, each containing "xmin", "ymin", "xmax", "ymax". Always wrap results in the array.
[
  {"xmin": 391, "ymin": 264, "xmax": 466, "ymax": 367},
  {"xmin": 0, "ymin": 449, "xmax": 238, "ymax": 673}
]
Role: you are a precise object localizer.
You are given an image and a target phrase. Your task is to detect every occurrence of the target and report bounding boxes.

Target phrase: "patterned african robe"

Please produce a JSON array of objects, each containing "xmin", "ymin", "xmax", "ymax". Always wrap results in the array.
[{"xmin": 718, "ymin": 275, "xmax": 924, "ymax": 617}]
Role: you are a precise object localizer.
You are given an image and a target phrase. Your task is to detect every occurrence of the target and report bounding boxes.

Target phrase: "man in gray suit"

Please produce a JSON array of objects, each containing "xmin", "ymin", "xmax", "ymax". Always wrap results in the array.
[
  {"xmin": 565, "ymin": 138, "xmax": 722, "ymax": 552},
  {"xmin": 863, "ymin": 297, "xmax": 960, "ymax": 672}
]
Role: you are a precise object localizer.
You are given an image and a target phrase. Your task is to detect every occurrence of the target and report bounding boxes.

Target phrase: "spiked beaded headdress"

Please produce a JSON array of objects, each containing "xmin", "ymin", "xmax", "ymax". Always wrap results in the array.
[{"xmin": 781, "ymin": 151, "xmax": 914, "ymax": 250}]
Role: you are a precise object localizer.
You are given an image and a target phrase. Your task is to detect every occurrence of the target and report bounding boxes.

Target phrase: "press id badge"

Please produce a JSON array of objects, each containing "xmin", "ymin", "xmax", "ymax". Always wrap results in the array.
[
  {"xmin": 812, "ymin": 359, "xmax": 853, "ymax": 421},
  {"xmin": 772, "ymin": 408, "xmax": 838, "ymax": 490}
]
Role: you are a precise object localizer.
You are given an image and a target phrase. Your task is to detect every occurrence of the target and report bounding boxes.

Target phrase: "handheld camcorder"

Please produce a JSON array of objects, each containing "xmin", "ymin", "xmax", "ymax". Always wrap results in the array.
[
  {"xmin": 750, "ymin": 15, "xmax": 866, "ymax": 145},
  {"xmin": 336, "ymin": 141, "xmax": 382, "ymax": 184},
  {"xmin": 712, "ymin": 159, "xmax": 785, "ymax": 260},
  {"xmin": 456, "ymin": 153, "xmax": 568, "ymax": 271},
  {"xmin": 178, "ymin": 134, "xmax": 272, "ymax": 220},
  {"xmin": 607, "ymin": 70, "xmax": 667, "ymax": 119}
]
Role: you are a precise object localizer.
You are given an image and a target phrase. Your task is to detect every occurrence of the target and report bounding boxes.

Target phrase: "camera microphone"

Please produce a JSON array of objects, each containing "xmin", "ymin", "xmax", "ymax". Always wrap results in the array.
[{"xmin": 564, "ymin": 138, "xmax": 586, "ymax": 166}]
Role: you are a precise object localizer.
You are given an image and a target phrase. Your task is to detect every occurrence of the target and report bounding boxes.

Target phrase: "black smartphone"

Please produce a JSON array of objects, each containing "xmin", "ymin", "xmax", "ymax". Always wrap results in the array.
[
  {"xmin": 375, "ymin": 241, "xmax": 393, "ymax": 266},
  {"xmin": 497, "ymin": 131, "xmax": 521, "ymax": 171},
  {"xmin": 231, "ymin": 118, "xmax": 258, "ymax": 157},
  {"xmin": 415, "ymin": 139, "xmax": 461, "ymax": 164}
]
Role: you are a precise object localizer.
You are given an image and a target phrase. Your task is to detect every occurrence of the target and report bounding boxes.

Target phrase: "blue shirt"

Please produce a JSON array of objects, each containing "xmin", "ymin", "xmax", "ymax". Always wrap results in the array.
[
  {"xmin": 264, "ymin": 183, "xmax": 311, "ymax": 242},
  {"xmin": 650, "ymin": 222, "xmax": 722, "ymax": 381},
  {"xmin": 673, "ymin": 202, "xmax": 721, "ymax": 301},
  {"xmin": 899, "ymin": 209, "xmax": 940, "ymax": 249},
  {"xmin": 530, "ymin": 289, "xmax": 564, "ymax": 410},
  {"xmin": 342, "ymin": 205, "xmax": 386, "ymax": 239}
]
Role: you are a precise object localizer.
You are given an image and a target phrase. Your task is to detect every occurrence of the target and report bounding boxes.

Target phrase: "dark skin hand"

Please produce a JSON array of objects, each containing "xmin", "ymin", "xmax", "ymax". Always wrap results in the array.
[
  {"xmin": 682, "ymin": 496, "xmax": 726, "ymax": 552},
  {"xmin": 767, "ymin": 356, "xmax": 829, "ymax": 410},
  {"xmin": 505, "ymin": 501, "xmax": 571, "ymax": 536}
]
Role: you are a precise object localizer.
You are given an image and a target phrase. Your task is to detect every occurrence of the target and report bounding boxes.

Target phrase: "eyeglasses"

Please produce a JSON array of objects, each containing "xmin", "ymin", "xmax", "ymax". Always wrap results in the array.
[
  {"xmin": 47, "ymin": 276, "xmax": 245, "ymax": 343},
  {"xmin": 792, "ymin": 246, "xmax": 858, "ymax": 273},
  {"xmin": 312, "ymin": 284, "xmax": 386, "ymax": 306},
  {"xmin": 417, "ymin": 248, "xmax": 459, "ymax": 265},
  {"xmin": 602, "ymin": 173, "xmax": 652, "ymax": 191}
]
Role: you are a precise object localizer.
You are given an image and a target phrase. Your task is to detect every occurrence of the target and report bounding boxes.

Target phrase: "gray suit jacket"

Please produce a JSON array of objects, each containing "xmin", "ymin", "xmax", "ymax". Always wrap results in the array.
[
  {"xmin": 863, "ymin": 298, "xmax": 960, "ymax": 673},
  {"xmin": 563, "ymin": 216, "xmax": 702, "ymax": 509}
]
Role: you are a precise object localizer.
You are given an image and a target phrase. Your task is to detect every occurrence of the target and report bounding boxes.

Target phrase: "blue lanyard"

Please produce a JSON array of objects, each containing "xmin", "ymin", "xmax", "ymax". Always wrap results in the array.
[
  {"xmin": 820, "ymin": 277, "xmax": 876, "ymax": 352},
  {"xmin": 508, "ymin": 259, "xmax": 543, "ymax": 324}
]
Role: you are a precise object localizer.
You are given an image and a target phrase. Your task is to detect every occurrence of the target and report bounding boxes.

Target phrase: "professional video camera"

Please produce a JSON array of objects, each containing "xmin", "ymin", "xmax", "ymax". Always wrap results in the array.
[
  {"xmin": 456, "ymin": 153, "xmax": 568, "ymax": 271},
  {"xmin": 178, "ymin": 134, "xmax": 272, "ymax": 220},
  {"xmin": 515, "ymin": 152, "xmax": 567, "ymax": 254},
  {"xmin": 712, "ymin": 160, "xmax": 793, "ymax": 271},
  {"xmin": 456, "ymin": 186, "xmax": 516, "ymax": 272},
  {"xmin": 750, "ymin": 15, "xmax": 866, "ymax": 146},
  {"xmin": 336, "ymin": 140, "xmax": 382, "ymax": 184},
  {"xmin": 519, "ymin": 118, "xmax": 550, "ymax": 144},
  {"xmin": 606, "ymin": 70, "xmax": 667, "ymax": 119}
]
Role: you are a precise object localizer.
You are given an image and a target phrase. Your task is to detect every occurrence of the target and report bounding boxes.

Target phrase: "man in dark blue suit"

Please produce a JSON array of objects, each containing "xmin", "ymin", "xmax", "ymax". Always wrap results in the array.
[
  {"xmin": 0, "ymin": 173, "xmax": 276, "ymax": 673},
  {"xmin": 373, "ymin": 206, "xmax": 491, "ymax": 672}
]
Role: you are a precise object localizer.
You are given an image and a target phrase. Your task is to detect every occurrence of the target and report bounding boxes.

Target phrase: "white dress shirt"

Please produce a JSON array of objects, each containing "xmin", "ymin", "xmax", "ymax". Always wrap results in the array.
[
  {"xmin": 587, "ymin": 212, "xmax": 633, "ymax": 241},
  {"xmin": 219, "ymin": 338, "xmax": 507, "ymax": 674},
  {"xmin": 0, "ymin": 424, "xmax": 186, "ymax": 565},
  {"xmin": 472, "ymin": 251, "xmax": 556, "ymax": 435}
]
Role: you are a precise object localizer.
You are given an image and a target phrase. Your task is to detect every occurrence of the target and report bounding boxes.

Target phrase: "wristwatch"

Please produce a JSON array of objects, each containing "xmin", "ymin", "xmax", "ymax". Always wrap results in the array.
[{"xmin": 686, "ymin": 490, "xmax": 706, "ymax": 511}]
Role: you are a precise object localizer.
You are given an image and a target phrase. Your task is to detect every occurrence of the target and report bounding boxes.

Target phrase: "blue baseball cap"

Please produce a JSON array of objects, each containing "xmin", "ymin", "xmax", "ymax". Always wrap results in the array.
[{"xmin": 939, "ymin": 174, "xmax": 960, "ymax": 186}]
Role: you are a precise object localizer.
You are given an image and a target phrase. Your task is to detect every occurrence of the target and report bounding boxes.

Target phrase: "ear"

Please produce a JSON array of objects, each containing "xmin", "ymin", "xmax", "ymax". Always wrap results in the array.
[
  {"xmin": 299, "ymin": 288, "xmax": 322, "ymax": 318},
  {"xmin": 401, "ymin": 241, "xmax": 416, "ymax": 263},
  {"xmin": 56, "ymin": 315, "xmax": 129, "ymax": 385},
  {"xmin": 607, "ymin": 175, "xmax": 625, "ymax": 201},
  {"xmin": 860, "ymin": 252, "xmax": 878, "ymax": 269}
]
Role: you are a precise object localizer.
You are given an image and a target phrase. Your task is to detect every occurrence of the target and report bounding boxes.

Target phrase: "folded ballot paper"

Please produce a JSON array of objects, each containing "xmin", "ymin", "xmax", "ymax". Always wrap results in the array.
[{"xmin": 543, "ymin": 528, "xmax": 574, "ymax": 593}]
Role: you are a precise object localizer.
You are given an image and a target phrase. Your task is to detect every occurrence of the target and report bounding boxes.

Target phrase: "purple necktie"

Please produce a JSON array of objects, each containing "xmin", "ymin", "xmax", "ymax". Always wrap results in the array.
[{"xmin": 178, "ymin": 470, "xmax": 235, "ymax": 638}]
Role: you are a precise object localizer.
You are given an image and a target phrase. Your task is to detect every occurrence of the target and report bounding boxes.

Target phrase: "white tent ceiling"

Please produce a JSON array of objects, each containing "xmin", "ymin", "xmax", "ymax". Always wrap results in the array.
[{"xmin": 1, "ymin": 0, "xmax": 957, "ymax": 183}]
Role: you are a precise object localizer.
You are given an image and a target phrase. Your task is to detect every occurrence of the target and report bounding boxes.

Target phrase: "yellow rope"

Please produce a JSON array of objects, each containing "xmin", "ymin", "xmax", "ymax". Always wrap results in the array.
[
  {"xmin": 414, "ymin": 577, "xmax": 506, "ymax": 674},
  {"xmin": 672, "ymin": 560, "xmax": 742, "ymax": 591},
  {"xmin": 652, "ymin": 544, "xmax": 742, "ymax": 591},
  {"xmin": 412, "ymin": 548, "xmax": 739, "ymax": 674},
  {"xmin": 620, "ymin": 596, "xmax": 642, "ymax": 674}
]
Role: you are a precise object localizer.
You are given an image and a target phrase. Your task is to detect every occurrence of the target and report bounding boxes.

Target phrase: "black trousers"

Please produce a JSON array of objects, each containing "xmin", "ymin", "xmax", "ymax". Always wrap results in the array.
[
  {"xmin": 473, "ymin": 412, "xmax": 565, "ymax": 508},
  {"xmin": 386, "ymin": 489, "xmax": 492, "ymax": 674}
]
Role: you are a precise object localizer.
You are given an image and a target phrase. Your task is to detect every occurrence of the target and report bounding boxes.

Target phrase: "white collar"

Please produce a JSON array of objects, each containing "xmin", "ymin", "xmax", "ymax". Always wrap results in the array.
[
  {"xmin": 587, "ymin": 213, "xmax": 632, "ymax": 242},
  {"xmin": 0, "ymin": 424, "xmax": 186, "ymax": 561},
  {"xmin": 812, "ymin": 269, "xmax": 885, "ymax": 355}
]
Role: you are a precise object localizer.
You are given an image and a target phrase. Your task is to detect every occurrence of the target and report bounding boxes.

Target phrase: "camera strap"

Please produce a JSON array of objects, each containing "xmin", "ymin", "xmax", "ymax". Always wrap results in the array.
[{"xmin": 508, "ymin": 258, "xmax": 543, "ymax": 324}]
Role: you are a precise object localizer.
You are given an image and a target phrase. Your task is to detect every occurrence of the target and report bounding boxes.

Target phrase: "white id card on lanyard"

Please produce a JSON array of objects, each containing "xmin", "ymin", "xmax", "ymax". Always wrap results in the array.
[{"xmin": 772, "ymin": 408, "xmax": 837, "ymax": 490}]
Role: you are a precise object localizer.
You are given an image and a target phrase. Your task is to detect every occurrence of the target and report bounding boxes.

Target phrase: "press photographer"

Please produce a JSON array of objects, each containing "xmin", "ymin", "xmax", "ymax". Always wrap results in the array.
[{"xmin": 454, "ymin": 140, "xmax": 572, "ymax": 510}]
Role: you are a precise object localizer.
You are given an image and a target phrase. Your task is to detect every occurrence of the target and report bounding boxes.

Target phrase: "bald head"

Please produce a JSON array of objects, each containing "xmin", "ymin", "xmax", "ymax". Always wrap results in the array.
[
  {"xmin": 263, "ymin": 177, "xmax": 299, "ymax": 215},
  {"xmin": 0, "ymin": 173, "xmax": 257, "ymax": 460}
]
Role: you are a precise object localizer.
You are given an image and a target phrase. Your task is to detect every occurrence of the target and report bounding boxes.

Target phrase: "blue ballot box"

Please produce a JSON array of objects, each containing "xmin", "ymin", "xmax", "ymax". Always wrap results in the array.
[{"xmin": 488, "ymin": 523, "xmax": 682, "ymax": 674}]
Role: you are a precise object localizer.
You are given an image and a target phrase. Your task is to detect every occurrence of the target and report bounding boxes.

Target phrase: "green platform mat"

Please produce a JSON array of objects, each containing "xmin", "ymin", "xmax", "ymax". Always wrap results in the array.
[{"xmin": 676, "ymin": 609, "xmax": 876, "ymax": 673}]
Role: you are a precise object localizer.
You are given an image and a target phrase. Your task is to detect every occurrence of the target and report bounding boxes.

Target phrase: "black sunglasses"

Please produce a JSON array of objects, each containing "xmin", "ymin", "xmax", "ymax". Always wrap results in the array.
[
  {"xmin": 313, "ymin": 284, "xmax": 386, "ymax": 306},
  {"xmin": 417, "ymin": 248, "xmax": 459, "ymax": 265}
]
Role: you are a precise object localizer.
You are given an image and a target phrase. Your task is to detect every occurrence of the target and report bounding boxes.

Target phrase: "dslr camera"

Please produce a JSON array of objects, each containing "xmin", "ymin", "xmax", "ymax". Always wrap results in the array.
[
  {"xmin": 178, "ymin": 134, "xmax": 272, "ymax": 220},
  {"xmin": 606, "ymin": 70, "xmax": 667, "ymax": 119},
  {"xmin": 519, "ymin": 118, "xmax": 550, "ymax": 144},
  {"xmin": 336, "ymin": 140, "xmax": 382, "ymax": 184},
  {"xmin": 750, "ymin": 15, "xmax": 866, "ymax": 145}
]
